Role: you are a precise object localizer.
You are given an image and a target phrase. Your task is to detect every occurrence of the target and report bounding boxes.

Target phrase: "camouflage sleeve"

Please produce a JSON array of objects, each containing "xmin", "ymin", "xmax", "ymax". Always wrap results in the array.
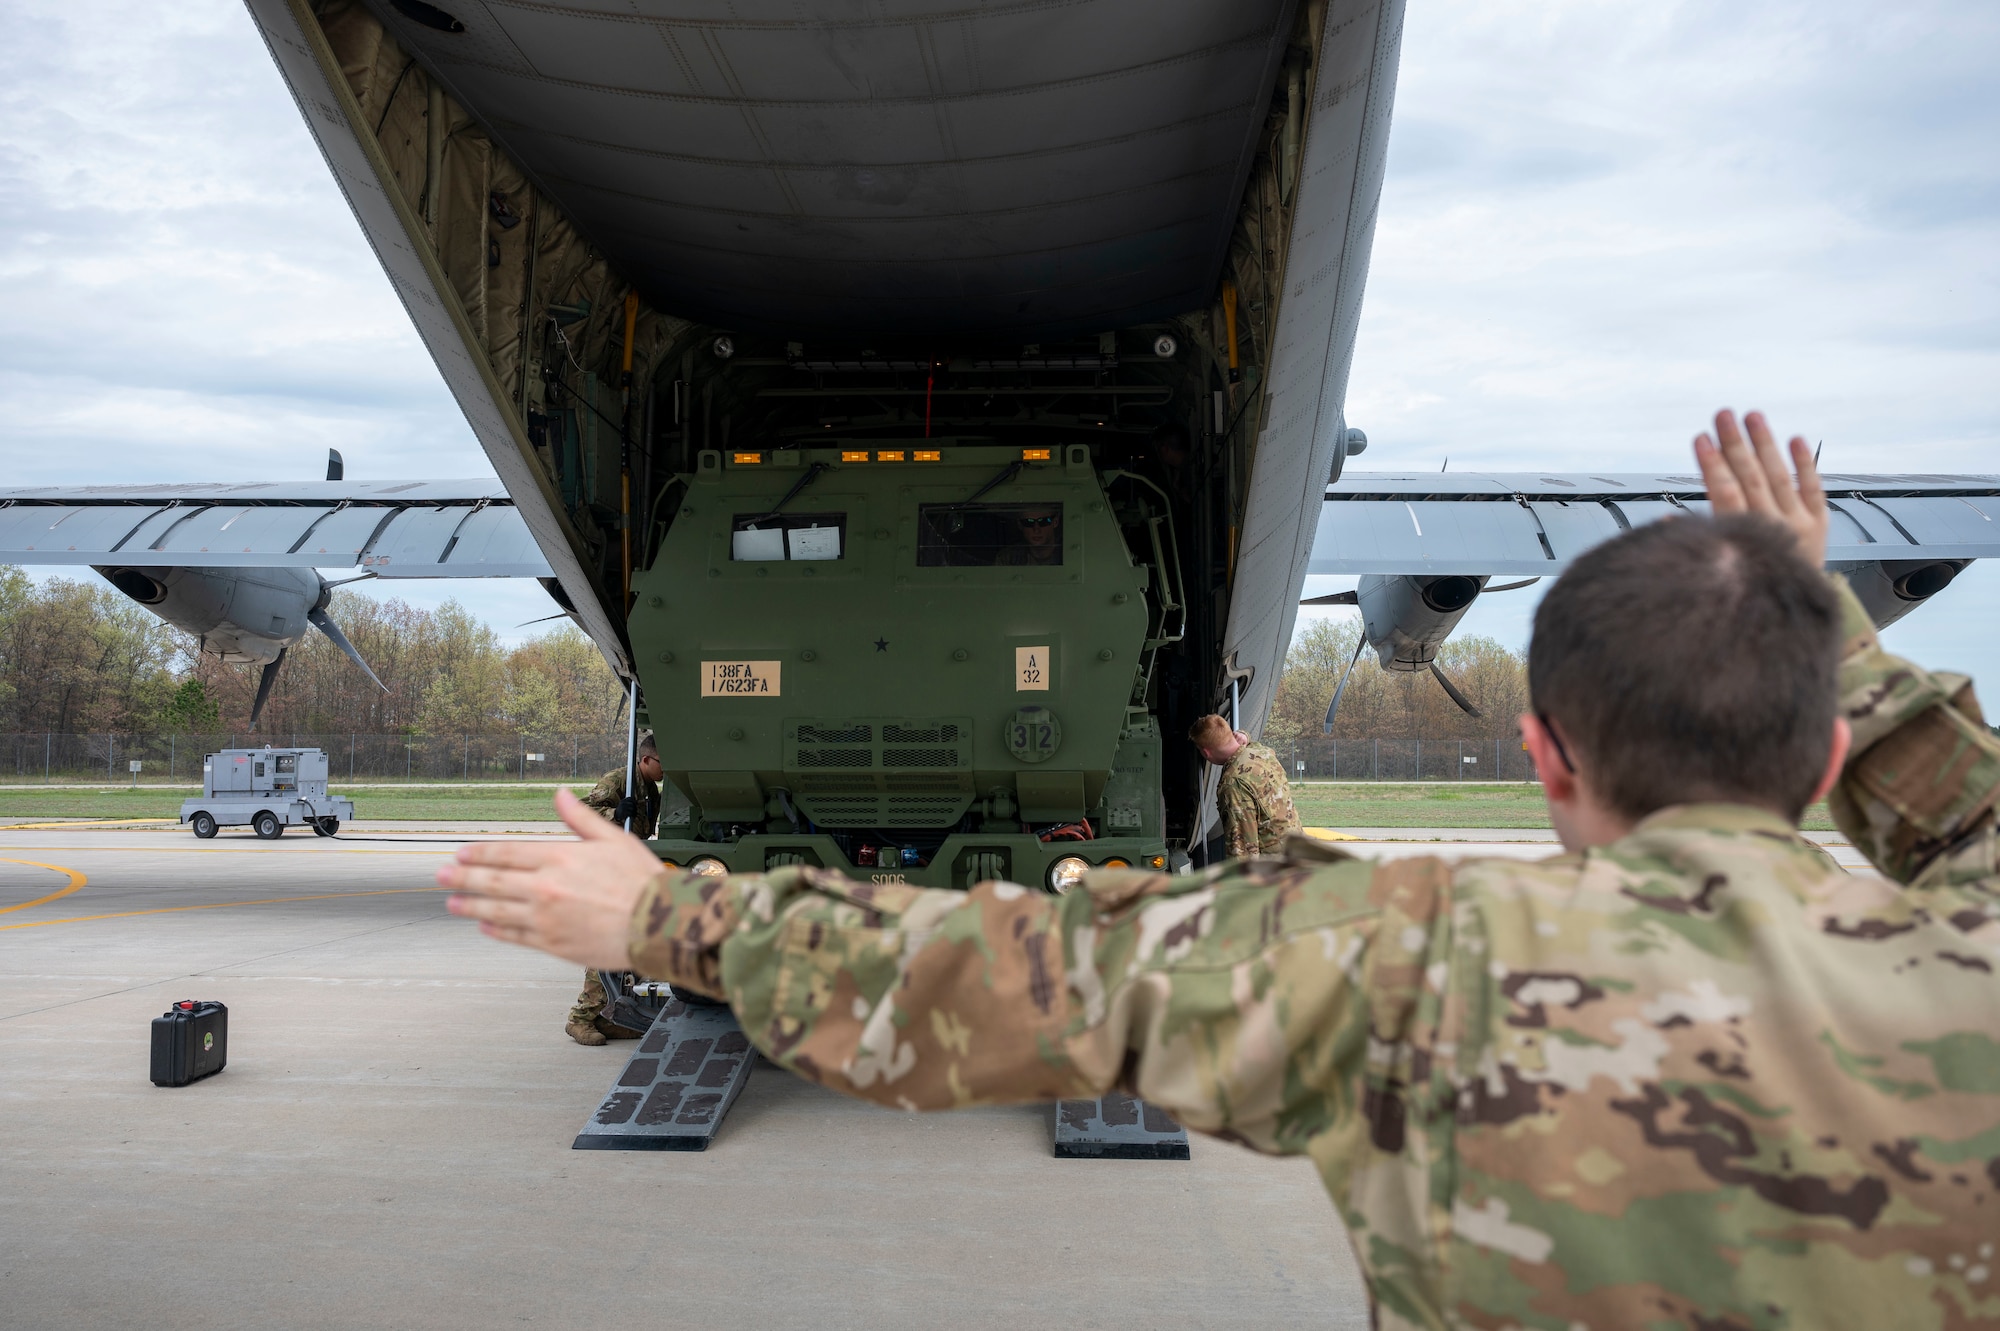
[
  {"xmin": 1218, "ymin": 773, "xmax": 1258, "ymax": 858},
  {"xmin": 579, "ymin": 772, "xmax": 623, "ymax": 821},
  {"xmin": 1829, "ymin": 573, "xmax": 2000, "ymax": 888},
  {"xmin": 627, "ymin": 849, "xmax": 1453, "ymax": 1158}
]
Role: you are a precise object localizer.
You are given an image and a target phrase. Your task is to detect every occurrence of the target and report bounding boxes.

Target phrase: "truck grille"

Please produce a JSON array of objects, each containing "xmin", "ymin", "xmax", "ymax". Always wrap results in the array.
[
  {"xmin": 784, "ymin": 716, "xmax": 975, "ymax": 828},
  {"xmin": 794, "ymin": 748, "xmax": 872, "ymax": 768}
]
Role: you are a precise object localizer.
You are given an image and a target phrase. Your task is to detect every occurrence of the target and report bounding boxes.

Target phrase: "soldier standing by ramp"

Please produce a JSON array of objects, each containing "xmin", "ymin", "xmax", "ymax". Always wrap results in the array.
[
  {"xmin": 1190, "ymin": 714, "xmax": 1301, "ymax": 857},
  {"xmin": 564, "ymin": 733, "xmax": 662, "ymax": 1046},
  {"xmin": 447, "ymin": 414, "xmax": 2000, "ymax": 1330}
]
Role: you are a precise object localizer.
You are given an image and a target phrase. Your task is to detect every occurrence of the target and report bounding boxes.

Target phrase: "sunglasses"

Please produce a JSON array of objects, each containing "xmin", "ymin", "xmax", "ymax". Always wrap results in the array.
[{"xmin": 1017, "ymin": 515, "xmax": 1058, "ymax": 528}]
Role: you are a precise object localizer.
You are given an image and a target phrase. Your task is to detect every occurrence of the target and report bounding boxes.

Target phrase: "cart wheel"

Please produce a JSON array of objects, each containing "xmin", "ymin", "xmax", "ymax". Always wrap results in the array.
[
  {"xmin": 310, "ymin": 819, "xmax": 328, "ymax": 837},
  {"xmin": 313, "ymin": 817, "xmax": 339, "ymax": 837},
  {"xmin": 253, "ymin": 811, "xmax": 283, "ymax": 840},
  {"xmin": 190, "ymin": 811, "xmax": 217, "ymax": 840}
]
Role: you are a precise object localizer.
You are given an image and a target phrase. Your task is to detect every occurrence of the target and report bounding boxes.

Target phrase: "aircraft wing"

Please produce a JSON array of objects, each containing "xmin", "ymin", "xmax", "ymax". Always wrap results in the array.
[
  {"xmin": 1307, "ymin": 472, "xmax": 2000, "ymax": 574},
  {"xmin": 0, "ymin": 482, "xmax": 552, "ymax": 578}
]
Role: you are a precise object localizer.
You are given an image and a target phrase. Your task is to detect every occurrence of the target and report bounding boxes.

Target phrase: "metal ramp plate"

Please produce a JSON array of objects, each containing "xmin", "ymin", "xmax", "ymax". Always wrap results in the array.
[
  {"xmin": 572, "ymin": 1000, "xmax": 755, "ymax": 1152},
  {"xmin": 1053, "ymin": 1093, "xmax": 1191, "ymax": 1160}
]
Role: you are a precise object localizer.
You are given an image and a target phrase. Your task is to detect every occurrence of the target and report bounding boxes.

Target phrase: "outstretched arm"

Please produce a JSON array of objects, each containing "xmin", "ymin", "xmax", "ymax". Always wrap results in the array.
[
  {"xmin": 441, "ymin": 797, "xmax": 1434, "ymax": 1156},
  {"xmin": 1825, "ymin": 588, "xmax": 2000, "ymax": 887},
  {"xmin": 1695, "ymin": 409, "xmax": 2000, "ymax": 888}
]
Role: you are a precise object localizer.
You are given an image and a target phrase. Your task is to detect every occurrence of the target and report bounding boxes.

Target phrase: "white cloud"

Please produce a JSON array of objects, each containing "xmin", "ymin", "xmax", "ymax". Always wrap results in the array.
[
  {"xmin": 1320, "ymin": 0, "xmax": 1999, "ymax": 664},
  {"xmin": 0, "ymin": 0, "xmax": 1993, "ymax": 660}
]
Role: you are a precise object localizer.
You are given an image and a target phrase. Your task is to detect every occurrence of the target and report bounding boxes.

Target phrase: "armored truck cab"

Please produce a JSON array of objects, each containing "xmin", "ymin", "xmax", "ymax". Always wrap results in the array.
[{"xmin": 631, "ymin": 442, "xmax": 1184, "ymax": 892}]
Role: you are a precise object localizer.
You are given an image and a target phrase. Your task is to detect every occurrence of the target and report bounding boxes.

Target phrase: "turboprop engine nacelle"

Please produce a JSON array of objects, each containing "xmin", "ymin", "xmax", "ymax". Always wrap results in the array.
[
  {"xmin": 96, "ymin": 564, "xmax": 319, "ymax": 666},
  {"xmin": 1356, "ymin": 573, "xmax": 1488, "ymax": 671},
  {"xmin": 93, "ymin": 563, "xmax": 384, "ymax": 726},
  {"xmin": 1301, "ymin": 573, "xmax": 1532, "ymax": 729},
  {"xmin": 1838, "ymin": 558, "xmax": 1971, "ymax": 631}
]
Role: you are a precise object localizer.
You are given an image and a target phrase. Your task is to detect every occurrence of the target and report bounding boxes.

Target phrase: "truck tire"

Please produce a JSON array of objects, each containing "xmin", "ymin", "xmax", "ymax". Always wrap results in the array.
[
  {"xmin": 190, "ymin": 811, "xmax": 217, "ymax": 840},
  {"xmin": 253, "ymin": 811, "xmax": 283, "ymax": 840}
]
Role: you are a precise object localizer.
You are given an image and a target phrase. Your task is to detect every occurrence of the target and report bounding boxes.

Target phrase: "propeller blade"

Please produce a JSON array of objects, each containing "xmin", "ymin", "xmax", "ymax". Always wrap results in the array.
[
  {"xmin": 1299, "ymin": 590, "xmax": 1359, "ymax": 606},
  {"xmin": 1323, "ymin": 635, "xmax": 1367, "ymax": 734},
  {"xmin": 248, "ymin": 648, "xmax": 286, "ymax": 730},
  {"xmin": 1484, "ymin": 577, "xmax": 1541, "ymax": 594},
  {"xmin": 1430, "ymin": 661, "xmax": 1483, "ymax": 717},
  {"xmin": 309, "ymin": 608, "xmax": 388, "ymax": 692}
]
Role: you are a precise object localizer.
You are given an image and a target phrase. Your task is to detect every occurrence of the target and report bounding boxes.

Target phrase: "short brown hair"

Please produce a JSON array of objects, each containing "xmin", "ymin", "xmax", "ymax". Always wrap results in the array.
[
  {"xmin": 637, "ymin": 731, "xmax": 659, "ymax": 761},
  {"xmin": 1188, "ymin": 714, "xmax": 1233, "ymax": 748},
  {"xmin": 1529, "ymin": 514, "xmax": 1841, "ymax": 822}
]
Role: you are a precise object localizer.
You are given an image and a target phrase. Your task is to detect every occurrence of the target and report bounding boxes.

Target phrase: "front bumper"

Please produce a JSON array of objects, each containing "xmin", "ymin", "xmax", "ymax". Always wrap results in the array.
[{"xmin": 646, "ymin": 831, "xmax": 1165, "ymax": 892}]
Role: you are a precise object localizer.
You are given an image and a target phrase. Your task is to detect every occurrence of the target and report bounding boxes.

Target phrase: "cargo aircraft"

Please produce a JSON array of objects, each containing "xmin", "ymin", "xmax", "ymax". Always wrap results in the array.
[{"xmin": 6, "ymin": 0, "xmax": 1996, "ymax": 1151}]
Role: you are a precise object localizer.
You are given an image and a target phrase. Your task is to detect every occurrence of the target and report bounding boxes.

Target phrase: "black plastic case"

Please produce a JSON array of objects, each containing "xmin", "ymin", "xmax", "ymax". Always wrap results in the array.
[{"xmin": 150, "ymin": 1000, "xmax": 228, "ymax": 1087}]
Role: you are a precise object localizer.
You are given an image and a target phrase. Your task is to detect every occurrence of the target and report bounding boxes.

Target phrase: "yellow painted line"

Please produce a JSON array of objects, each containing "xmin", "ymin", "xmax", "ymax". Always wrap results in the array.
[
  {"xmin": 0, "ymin": 858, "xmax": 87, "ymax": 915},
  {"xmin": 0, "ymin": 887, "xmax": 445, "ymax": 932},
  {"xmin": 0, "ymin": 845, "xmax": 459, "ymax": 856},
  {"xmin": 1302, "ymin": 827, "xmax": 1361, "ymax": 843},
  {"xmin": 0, "ymin": 818, "xmax": 182, "ymax": 830}
]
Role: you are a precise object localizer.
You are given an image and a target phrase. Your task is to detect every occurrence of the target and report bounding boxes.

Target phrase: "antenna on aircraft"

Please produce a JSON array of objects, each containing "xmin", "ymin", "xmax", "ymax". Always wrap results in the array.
[
  {"xmin": 1814, "ymin": 440, "xmax": 1822, "ymax": 465},
  {"xmin": 326, "ymin": 449, "xmax": 344, "ymax": 481},
  {"xmin": 1441, "ymin": 457, "xmax": 1448, "ymax": 473}
]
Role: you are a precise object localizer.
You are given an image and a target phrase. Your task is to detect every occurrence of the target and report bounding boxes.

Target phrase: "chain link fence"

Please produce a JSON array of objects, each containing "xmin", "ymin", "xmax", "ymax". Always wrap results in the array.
[
  {"xmin": 0, "ymin": 733, "xmax": 630, "ymax": 784},
  {"xmin": 1273, "ymin": 736, "xmax": 1539, "ymax": 782},
  {"xmin": 1, "ymin": 732, "xmax": 1537, "ymax": 785}
]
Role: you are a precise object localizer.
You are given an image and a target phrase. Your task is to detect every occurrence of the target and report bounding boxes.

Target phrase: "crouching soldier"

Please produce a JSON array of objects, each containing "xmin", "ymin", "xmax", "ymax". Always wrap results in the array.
[{"xmin": 564, "ymin": 732, "xmax": 662, "ymax": 1046}]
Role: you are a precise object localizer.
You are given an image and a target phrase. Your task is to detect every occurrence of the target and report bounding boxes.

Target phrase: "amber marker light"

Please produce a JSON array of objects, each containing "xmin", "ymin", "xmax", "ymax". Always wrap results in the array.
[
  {"xmin": 877, "ymin": 450, "xmax": 906, "ymax": 462},
  {"xmin": 840, "ymin": 450, "xmax": 870, "ymax": 463},
  {"xmin": 1021, "ymin": 447, "xmax": 1052, "ymax": 461},
  {"xmin": 732, "ymin": 452, "xmax": 763, "ymax": 465},
  {"xmin": 1102, "ymin": 857, "xmax": 1131, "ymax": 869},
  {"xmin": 914, "ymin": 449, "xmax": 942, "ymax": 462},
  {"xmin": 1147, "ymin": 855, "xmax": 1166, "ymax": 870}
]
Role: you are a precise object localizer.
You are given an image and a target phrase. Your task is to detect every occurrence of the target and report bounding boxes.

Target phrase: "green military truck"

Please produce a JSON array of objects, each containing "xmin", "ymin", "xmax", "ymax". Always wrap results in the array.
[{"xmin": 632, "ymin": 440, "xmax": 1186, "ymax": 893}]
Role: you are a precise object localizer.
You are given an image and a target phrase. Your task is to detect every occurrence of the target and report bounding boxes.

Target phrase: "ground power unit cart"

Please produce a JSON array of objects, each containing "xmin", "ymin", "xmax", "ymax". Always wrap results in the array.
[{"xmin": 180, "ymin": 747, "xmax": 353, "ymax": 839}]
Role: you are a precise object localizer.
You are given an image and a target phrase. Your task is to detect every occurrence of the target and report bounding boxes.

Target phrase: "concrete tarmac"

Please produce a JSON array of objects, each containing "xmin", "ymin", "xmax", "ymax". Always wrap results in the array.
[
  {"xmin": 0, "ymin": 823, "xmax": 1890, "ymax": 1328},
  {"xmin": 0, "ymin": 826, "xmax": 1371, "ymax": 1330}
]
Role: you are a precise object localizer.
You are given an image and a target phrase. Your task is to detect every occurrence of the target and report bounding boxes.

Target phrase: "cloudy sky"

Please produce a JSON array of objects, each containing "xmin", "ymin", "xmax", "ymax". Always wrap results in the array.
[{"xmin": 2, "ymin": 0, "xmax": 1995, "ymax": 660}]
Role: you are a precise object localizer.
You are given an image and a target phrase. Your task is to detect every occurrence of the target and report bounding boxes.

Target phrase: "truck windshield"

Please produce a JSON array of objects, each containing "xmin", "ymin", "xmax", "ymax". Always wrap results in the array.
[
  {"xmin": 916, "ymin": 503, "xmax": 1063, "ymax": 567},
  {"xmin": 731, "ymin": 512, "xmax": 845, "ymax": 561}
]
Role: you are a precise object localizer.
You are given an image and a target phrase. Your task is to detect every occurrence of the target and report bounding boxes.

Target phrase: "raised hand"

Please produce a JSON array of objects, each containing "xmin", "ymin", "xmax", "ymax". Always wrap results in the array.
[
  {"xmin": 438, "ymin": 786, "xmax": 666, "ymax": 967},
  {"xmin": 1693, "ymin": 409, "xmax": 1829, "ymax": 567}
]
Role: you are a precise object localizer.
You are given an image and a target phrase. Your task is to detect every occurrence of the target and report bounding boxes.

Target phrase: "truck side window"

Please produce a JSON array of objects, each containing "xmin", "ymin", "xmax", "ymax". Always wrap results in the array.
[
  {"xmin": 917, "ymin": 503, "xmax": 1063, "ymax": 567},
  {"xmin": 731, "ymin": 512, "xmax": 845, "ymax": 561}
]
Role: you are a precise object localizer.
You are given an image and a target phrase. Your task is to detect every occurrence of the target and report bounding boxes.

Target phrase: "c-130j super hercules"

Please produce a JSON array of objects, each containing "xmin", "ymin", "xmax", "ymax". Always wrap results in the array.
[{"xmin": 159, "ymin": 0, "xmax": 1993, "ymax": 1152}]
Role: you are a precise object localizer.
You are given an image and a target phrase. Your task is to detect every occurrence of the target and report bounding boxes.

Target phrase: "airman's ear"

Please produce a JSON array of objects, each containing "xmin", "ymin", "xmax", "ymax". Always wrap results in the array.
[
  {"xmin": 1808, "ymin": 717, "xmax": 1851, "ymax": 808},
  {"xmin": 1519, "ymin": 713, "xmax": 1577, "ymax": 804}
]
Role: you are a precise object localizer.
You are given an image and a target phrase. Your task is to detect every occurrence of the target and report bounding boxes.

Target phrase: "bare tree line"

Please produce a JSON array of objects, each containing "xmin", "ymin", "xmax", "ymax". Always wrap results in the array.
[{"xmin": 0, "ymin": 569, "xmax": 624, "ymax": 737}]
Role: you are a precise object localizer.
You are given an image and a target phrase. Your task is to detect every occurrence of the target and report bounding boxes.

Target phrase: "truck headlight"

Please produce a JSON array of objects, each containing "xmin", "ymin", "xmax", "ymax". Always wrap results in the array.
[
  {"xmin": 687, "ymin": 856, "xmax": 729, "ymax": 877},
  {"xmin": 1047, "ymin": 856, "xmax": 1090, "ymax": 894}
]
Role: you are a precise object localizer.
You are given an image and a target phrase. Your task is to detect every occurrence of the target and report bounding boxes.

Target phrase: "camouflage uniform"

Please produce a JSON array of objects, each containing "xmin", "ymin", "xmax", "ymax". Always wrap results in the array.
[
  {"xmin": 569, "ymin": 767, "xmax": 660, "ymax": 1028},
  {"xmin": 579, "ymin": 767, "xmax": 660, "ymax": 840},
  {"xmin": 1218, "ymin": 740, "xmax": 1301, "ymax": 857},
  {"xmin": 622, "ymin": 575, "xmax": 2000, "ymax": 1328}
]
